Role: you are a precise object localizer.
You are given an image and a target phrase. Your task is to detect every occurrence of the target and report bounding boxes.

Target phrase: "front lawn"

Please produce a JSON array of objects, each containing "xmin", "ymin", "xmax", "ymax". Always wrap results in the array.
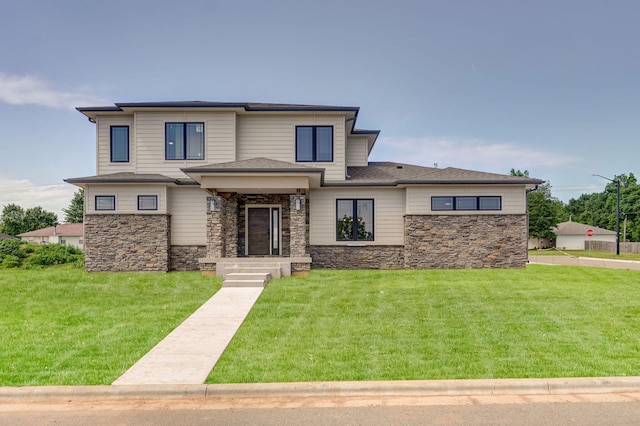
[
  {"xmin": 208, "ymin": 266, "xmax": 640, "ymax": 383},
  {"xmin": 0, "ymin": 268, "xmax": 219, "ymax": 386}
]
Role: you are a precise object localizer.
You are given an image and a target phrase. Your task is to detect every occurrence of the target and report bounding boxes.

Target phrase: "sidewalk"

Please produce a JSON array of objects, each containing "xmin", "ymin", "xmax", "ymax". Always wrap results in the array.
[
  {"xmin": 112, "ymin": 287, "xmax": 263, "ymax": 385},
  {"xmin": 529, "ymin": 254, "xmax": 640, "ymax": 270}
]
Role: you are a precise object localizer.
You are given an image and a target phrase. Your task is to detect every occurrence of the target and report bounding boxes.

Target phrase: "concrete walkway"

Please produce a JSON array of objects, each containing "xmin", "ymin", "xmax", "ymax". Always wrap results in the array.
[
  {"xmin": 112, "ymin": 287, "xmax": 263, "ymax": 385},
  {"xmin": 529, "ymin": 254, "xmax": 640, "ymax": 270}
]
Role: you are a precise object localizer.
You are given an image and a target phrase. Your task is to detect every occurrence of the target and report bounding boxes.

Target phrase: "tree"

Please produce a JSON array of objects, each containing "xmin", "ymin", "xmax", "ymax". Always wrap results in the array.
[
  {"xmin": 509, "ymin": 170, "xmax": 565, "ymax": 240},
  {"xmin": 63, "ymin": 189, "xmax": 84, "ymax": 223},
  {"xmin": 0, "ymin": 204, "xmax": 58, "ymax": 236},
  {"xmin": 0, "ymin": 204, "xmax": 26, "ymax": 236}
]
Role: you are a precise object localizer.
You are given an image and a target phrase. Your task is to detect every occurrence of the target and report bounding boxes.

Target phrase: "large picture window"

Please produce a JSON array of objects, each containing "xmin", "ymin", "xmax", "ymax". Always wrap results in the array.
[
  {"xmin": 296, "ymin": 126, "xmax": 333, "ymax": 162},
  {"xmin": 336, "ymin": 199, "xmax": 374, "ymax": 241},
  {"xmin": 110, "ymin": 126, "xmax": 129, "ymax": 162},
  {"xmin": 431, "ymin": 196, "xmax": 502, "ymax": 211},
  {"xmin": 165, "ymin": 123, "xmax": 204, "ymax": 160}
]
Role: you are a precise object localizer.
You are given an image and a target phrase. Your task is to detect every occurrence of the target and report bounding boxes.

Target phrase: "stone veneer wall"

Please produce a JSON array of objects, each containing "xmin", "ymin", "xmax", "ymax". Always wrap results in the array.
[
  {"xmin": 404, "ymin": 214, "xmax": 528, "ymax": 269},
  {"xmin": 310, "ymin": 245, "xmax": 404, "ymax": 269},
  {"xmin": 84, "ymin": 214, "xmax": 170, "ymax": 272},
  {"xmin": 170, "ymin": 245, "xmax": 206, "ymax": 271}
]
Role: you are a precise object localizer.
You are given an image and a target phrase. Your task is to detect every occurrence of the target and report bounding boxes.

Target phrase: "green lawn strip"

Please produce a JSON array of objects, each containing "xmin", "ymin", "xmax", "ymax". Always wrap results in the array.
[
  {"xmin": 207, "ymin": 266, "xmax": 640, "ymax": 383},
  {"xmin": 0, "ymin": 268, "xmax": 220, "ymax": 386}
]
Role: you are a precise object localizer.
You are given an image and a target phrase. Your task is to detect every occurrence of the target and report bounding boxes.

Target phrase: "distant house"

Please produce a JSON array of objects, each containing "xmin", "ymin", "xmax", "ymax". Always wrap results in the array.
[
  {"xmin": 0, "ymin": 233, "xmax": 17, "ymax": 240},
  {"xmin": 553, "ymin": 221, "xmax": 616, "ymax": 250},
  {"xmin": 18, "ymin": 224, "xmax": 84, "ymax": 250}
]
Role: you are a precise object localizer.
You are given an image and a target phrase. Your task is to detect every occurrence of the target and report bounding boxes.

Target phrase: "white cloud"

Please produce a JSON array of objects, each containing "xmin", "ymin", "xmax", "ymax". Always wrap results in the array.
[
  {"xmin": 372, "ymin": 136, "xmax": 579, "ymax": 174},
  {"xmin": 0, "ymin": 176, "xmax": 78, "ymax": 222},
  {"xmin": 0, "ymin": 73, "xmax": 107, "ymax": 109}
]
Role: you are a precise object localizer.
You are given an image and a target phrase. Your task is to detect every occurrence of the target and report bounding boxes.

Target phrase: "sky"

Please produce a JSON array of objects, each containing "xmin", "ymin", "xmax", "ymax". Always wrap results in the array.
[{"xmin": 1, "ymin": 0, "xmax": 639, "ymax": 221}]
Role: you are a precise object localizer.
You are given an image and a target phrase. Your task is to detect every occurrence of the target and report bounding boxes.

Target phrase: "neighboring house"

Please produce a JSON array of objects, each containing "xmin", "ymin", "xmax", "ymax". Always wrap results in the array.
[
  {"xmin": 17, "ymin": 224, "xmax": 84, "ymax": 250},
  {"xmin": 65, "ymin": 101, "xmax": 542, "ymax": 273},
  {"xmin": 553, "ymin": 221, "xmax": 616, "ymax": 250},
  {"xmin": 0, "ymin": 233, "xmax": 17, "ymax": 240}
]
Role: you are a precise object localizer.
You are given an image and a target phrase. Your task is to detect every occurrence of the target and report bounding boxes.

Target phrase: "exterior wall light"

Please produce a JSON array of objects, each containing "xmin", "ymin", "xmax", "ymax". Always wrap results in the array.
[
  {"xmin": 209, "ymin": 198, "xmax": 218, "ymax": 212},
  {"xmin": 294, "ymin": 196, "xmax": 302, "ymax": 212}
]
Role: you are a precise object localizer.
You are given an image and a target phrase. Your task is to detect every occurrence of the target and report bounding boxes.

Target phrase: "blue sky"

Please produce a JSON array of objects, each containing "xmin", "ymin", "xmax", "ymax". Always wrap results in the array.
[{"xmin": 1, "ymin": 0, "xmax": 638, "ymax": 220}]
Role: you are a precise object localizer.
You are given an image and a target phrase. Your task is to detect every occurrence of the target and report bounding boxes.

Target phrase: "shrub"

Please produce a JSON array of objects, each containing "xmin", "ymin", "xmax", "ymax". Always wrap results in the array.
[
  {"xmin": 0, "ymin": 239, "xmax": 26, "ymax": 261},
  {"xmin": 0, "ymin": 255, "xmax": 23, "ymax": 269},
  {"xmin": 25, "ymin": 244, "xmax": 84, "ymax": 268}
]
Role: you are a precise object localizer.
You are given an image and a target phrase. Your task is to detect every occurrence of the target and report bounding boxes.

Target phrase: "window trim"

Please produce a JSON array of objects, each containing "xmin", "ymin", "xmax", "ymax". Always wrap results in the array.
[
  {"xmin": 165, "ymin": 122, "xmax": 205, "ymax": 160},
  {"xmin": 137, "ymin": 195, "xmax": 158, "ymax": 211},
  {"xmin": 295, "ymin": 125, "xmax": 334, "ymax": 162},
  {"xmin": 95, "ymin": 195, "xmax": 116, "ymax": 211},
  {"xmin": 336, "ymin": 198, "xmax": 375, "ymax": 241},
  {"xmin": 431, "ymin": 196, "xmax": 502, "ymax": 211},
  {"xmin": 110, "ymin": 126, "xmax": 129, "ymax": 163}
]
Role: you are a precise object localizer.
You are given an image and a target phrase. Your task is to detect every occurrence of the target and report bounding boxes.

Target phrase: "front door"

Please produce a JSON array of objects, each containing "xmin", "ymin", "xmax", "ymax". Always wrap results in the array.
[{"xmin": 247, "ymin": 206, "xmax": 280, "ymax": 256}]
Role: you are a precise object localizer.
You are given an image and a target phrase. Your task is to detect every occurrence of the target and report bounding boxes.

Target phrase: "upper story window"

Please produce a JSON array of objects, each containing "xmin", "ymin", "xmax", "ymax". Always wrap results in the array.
[
  {"xmin": 336, "ymin": 199, "xmax": 374, "ymax": 241},
  {"xmin": 95, "ymin": 195, "xmax": 116, "ymax": 211},
  {"xmin": 138, "ymin": 195, "xmax": 158, "ymax": 211},
  {"xmin": 431, "ymin": 196, "xmax": 502, "ymax": 211},
  {"xmin": 110, "ymin": 126, "xmax": 129, "ymax": 162},
  {"xmin": 296, "ymin": 126, "xmax": 333, "ymax": 162},
  {"xmin": 165, "ymin": 123, "xmax": 204, "ymax": 160}
]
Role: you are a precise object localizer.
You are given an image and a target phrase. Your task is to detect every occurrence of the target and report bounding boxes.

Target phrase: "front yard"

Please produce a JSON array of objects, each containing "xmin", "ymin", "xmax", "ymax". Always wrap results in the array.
[{"xmin": 1, "ymin": 265, "xmax": 640, "ymax": 386}]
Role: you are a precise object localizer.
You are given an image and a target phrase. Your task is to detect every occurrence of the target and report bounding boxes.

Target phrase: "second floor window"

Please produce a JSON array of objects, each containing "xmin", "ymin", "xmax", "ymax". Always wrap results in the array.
[
  {"xmin": 296, "ymin": 126, "xmax": 333, "ymax": 162},
  {"xmin": 165, "ymin": 123, "xmax": 204, "ymax": 160},
  {"xmin": 95, "ymin": 195, "xmax": 116, "ymax": 211},
  {"xmin": 110, "ymin": 126, "xmax": 129, "ymax": 162}
]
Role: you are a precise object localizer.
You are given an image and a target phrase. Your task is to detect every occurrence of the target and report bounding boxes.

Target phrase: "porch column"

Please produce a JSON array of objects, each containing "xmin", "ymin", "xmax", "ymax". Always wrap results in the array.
[
  {"xmin": 206, "ymin": 196, "xmax": 226, "ymax": 258},
  {"xmin": 223, "ymin": 194, "xmax": 238, "ymax": 258},
  {"xmin": 290, "ymin": 195, "xmax": 308, "ymax": 257}
]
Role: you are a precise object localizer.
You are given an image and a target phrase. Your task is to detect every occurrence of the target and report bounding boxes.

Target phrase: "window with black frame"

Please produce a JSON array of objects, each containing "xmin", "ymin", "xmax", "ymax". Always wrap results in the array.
[
  {"xmin": 431, "ymin": 196, "xmax": 501, "ymax": 211},
  {"xmin": 336, "ymin": 199, "xmax": 374, "ymax": 241},
  {"xmin": 165, "ymin": 122, "xmax": 204, "ymax": 160},
  {"xmin": 296, "ymin": 126, "xmax": 333, "ymax": 162}
]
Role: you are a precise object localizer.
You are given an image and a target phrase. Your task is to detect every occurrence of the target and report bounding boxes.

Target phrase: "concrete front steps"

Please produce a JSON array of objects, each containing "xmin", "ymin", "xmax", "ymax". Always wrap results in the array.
[
  {"xmin": 218, "ymin": 261, "xmax": 284, "ymax": 288},
  {"xmin": 222, "ymin": 272, "xmax": 272, "ymax": 287}
]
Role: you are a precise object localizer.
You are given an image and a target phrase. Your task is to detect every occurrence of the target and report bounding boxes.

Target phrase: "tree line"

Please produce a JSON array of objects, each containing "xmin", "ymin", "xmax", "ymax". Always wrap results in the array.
[
  {"xmin": 0, "ymin": 189, "xmax": 83, "ymax": 236},
  {"xmin": 516, "ymin": 170, "xmax": 640, "ymax": 242}
]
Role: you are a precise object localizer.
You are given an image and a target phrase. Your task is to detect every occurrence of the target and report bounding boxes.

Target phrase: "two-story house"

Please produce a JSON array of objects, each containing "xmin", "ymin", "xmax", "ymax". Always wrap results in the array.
[{"xmin": 65, "ymin": 101, "xmax": 542, "ymax": 274}]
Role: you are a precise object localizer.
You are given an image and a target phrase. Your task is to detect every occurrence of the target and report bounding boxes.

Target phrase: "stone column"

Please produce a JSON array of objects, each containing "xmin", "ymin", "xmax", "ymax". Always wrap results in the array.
[
  {"xmin": 206, "ymin": 196, "xmax": 226, "ymax": 259},
  {"xmin": 290, "ymin": 194, "xmax": 307, "ymax": 258},
  {"xmin": 223, "ymin": 194, "xmax": 238, "ymax": 258}
]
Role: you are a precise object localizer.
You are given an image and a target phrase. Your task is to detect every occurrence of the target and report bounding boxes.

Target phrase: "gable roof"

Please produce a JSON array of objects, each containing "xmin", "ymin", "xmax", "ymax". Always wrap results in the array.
[
  {"xmin": 553, "ymin": 221, "xmax": 616, "ymax": 236},
  {"xmin": 326, "ymin": 162, "xmax": 543, "ymax": 187},
  {"xmin": 18, "ymin": 223, "xmax": 84, "ymax": 238}
]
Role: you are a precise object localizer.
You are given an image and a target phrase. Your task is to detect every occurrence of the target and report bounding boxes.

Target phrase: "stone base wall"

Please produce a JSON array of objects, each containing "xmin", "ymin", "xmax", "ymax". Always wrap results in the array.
[
  {"xmin": 310, "ymin": 245, "xmax": 404, "ymax": 269},
  {"xmin": 404, "ymin": 214, "xmax": 528, "ymax": 269},
  {"xmin": 84, "ymin": 214, "xmax": 170, "ymax": 272},
  {"xmin": 170, "ymin": 245, "xmax": 206, "ymax": 271}
]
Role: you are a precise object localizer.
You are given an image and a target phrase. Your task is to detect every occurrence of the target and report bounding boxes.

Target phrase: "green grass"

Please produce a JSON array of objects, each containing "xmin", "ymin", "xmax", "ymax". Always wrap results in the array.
[
  {"xmin": 0, "ymin": 268, "xmax": 220, "ymax": 386},
  {"xmin": 207, "ymin": 266, "xmax": 640, "ymax": 383}
]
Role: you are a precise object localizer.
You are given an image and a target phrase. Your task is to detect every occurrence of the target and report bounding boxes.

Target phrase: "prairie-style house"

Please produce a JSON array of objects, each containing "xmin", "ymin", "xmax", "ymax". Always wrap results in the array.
[{"xmin": 65, "ymin": 101, "xmax": 542, "ymax": 274}]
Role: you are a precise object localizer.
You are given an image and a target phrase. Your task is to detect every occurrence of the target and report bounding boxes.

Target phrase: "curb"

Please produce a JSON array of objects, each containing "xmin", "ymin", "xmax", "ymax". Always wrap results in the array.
[{"xmin": 3, "ymin": 377, "xmax": 640, "ymax": 401}]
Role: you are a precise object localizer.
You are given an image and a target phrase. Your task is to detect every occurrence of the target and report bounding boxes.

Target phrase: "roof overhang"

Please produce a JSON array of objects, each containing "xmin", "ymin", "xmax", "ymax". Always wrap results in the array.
[{"xmin": 181, "ymin": 159, "xmax": 325, "ymax": 194}]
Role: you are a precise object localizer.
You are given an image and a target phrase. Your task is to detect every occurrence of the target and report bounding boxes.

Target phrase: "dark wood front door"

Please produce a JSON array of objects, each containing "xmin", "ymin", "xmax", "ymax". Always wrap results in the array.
[{"xmin": 247, "ymin": 207, "xmax": 280, "ymax": 256}]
